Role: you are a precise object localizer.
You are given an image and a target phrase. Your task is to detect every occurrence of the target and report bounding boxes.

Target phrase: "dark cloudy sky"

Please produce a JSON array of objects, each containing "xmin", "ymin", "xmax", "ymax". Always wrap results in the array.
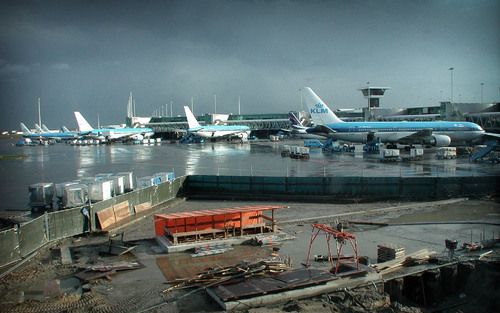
[{"xmin": 1, "ymin": 0, "xmax": 499, "ymax": 130}]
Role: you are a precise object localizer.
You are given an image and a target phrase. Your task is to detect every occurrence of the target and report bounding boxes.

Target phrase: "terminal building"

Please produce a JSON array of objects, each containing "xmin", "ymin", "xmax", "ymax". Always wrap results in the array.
[{"xmin": 126, "ymin": 89, "xmax": 500, "ymax": 137}]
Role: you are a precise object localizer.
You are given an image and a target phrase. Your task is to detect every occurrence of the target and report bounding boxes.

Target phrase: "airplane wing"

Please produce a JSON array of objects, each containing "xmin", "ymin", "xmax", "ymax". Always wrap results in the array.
[
  {"xmin": 484, "ymin": 132, "xmax": 500, "ymax": 139},
  {"xmin": 305, "ymin": 125, "xmax": 336, "ymax": 137},
  {"xmin": 395, "ymin": 128, "xmax": 433, "ymax": 144}
]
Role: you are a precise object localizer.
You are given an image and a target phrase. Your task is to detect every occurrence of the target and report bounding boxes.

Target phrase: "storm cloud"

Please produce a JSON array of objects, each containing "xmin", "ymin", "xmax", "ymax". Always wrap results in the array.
[{"xmin": 0, "ymin": 0, "xmax": 499, "ymax": 130}]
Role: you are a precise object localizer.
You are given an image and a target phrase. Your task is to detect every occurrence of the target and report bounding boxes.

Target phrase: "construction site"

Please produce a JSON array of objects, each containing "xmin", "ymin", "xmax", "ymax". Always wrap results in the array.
[{"xmin": 0, "ymin": 190, "xmax": 499, "ymax": 313}]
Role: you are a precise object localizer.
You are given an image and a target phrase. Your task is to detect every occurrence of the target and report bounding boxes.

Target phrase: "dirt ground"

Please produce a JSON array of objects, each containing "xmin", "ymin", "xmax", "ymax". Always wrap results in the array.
[{"xmin": 0, "ymin": 197, "xmax": 498, "ymax": 313}]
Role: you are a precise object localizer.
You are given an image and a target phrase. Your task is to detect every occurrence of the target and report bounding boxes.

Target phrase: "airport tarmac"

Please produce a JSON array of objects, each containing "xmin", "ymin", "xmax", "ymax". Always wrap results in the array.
[{"xmin": 1, "ymin": 138, "xmax": 498, "ymax": 212}]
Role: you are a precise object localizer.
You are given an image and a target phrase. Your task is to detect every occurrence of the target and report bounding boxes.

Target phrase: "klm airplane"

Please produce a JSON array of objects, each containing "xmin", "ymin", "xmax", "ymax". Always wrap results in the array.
[
  {"xmin": 20, "ymin": 123, "xmax": 79, "ymax": 141},
  {"xmin": 303, "ymin": 87, "xmax": 488, "ymax": 147},
  {"xmin": 183, "ymin": 106, "xmax": 251, "ymax": 141},
  {"xmin": 74, "ymin": 112, "xmax": 154, "ymax": 141}
]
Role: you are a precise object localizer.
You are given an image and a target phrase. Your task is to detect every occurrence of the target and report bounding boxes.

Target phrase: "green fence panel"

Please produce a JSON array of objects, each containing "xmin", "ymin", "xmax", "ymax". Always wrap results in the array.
[
  {"xmin": 400, "ymin": 177, "xmax": 437, "ymax": 199},
  {"xmin": 18, "ymin": 215, "xmax": 48, "ymax": 257},
  {"xmin": 48, "ymin": 207, "xmax": 86, "ymax": 240},
  {"xmin": 0, "ymin": 228, "xmax": 21, "ymax": 266},
  {"xmin": 361, "ymin": 177, "xmax": 400, "ymax": 197}
]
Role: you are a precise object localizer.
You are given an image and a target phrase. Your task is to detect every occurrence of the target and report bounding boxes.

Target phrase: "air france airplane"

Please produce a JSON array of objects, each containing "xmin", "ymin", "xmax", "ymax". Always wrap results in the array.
[
  {"xmin": 303, "ymin": 87, "xmax": 488, "ymax": 147},
  {"xmin": 183, "ymin": 106, "xmax": 251, "ymax": 141},
  {"xmin": 74, "ymin": 112, "xmax": 154, "ymax": 141},
  {"xmin": 281, "ymin": 112, "xmax": 324, "ymax": 139}
]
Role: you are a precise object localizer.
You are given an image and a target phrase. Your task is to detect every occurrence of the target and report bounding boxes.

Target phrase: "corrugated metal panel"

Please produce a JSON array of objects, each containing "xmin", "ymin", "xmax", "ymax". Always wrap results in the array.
[
  {"xmin": 18, "ymin": 215, "xmax": 48, "ymax": 257},
  {"xmin": 0, "ymin": 228, "xmax": 21, "ymax": 266},
  {"xmin": 48, "ymin": 207, "xmax": 86, "ymax": 240}
]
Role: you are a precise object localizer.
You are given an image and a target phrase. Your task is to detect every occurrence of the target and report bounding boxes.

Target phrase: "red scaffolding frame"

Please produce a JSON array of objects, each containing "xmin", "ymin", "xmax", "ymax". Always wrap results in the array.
[{"xmin": 304, "ymin": 223, "xmax": 359, "ymax": 274}]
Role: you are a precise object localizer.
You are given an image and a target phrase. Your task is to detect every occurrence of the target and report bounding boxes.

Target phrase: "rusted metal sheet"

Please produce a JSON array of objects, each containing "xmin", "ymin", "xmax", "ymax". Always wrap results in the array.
[
  {"xmin": 113, "ymin": 201, "xmax": 130, "ymax": 223},
  {"xmin": 96, "ymin": 206, "xmax": 116, "ymax": 230},
  {"xmin": 209, "ymin": 268, "xmax": 335, "ymax": 301},
  {"xmin": 134, "ymin": 202, "xmax": 152, "ymax": 214}
]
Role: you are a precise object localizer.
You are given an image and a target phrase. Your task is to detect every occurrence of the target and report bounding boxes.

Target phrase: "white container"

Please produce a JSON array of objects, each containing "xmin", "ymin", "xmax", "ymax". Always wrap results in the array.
[
  {"xmin": 110, "ymin": 175, "xmax": 125, "ymax": 195},
  {"xmin": 117, "ymin": 172, "xmax": 134, "ymax": 192},
  {"xmin": 55, "ymin": 182, "xmax": 78, "ymax": 200},
  {"xmin": 63, "ymin": 184, "xmax": 88, "ymax": 208},
  {"xmin": 88, "ymin": 180, "xmax": 113, "ymax": 202},
  {"xmin": 380, "ymin": 149, "xmax": 400, "ymax": 158},
  {"xmin": 410, "ymin": 148, "xmax": 424, "ymax": 158}
]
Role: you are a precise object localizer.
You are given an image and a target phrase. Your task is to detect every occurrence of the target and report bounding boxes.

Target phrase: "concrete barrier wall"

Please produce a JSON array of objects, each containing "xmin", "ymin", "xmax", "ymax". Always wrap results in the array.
[
  {"xmin": 183, "ymin": 175, "xmax": 499, "ymax": 201},
  {"xmin": 0, "ymin": 176, "xmax": 185, "ymax": 269}
]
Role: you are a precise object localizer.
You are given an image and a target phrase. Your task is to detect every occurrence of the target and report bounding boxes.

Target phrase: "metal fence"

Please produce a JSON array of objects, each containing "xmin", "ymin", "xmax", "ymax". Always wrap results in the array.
[
  {"xmin": 182, "ymin": 175, "xmax": 499, "ymax": 201},
  {"xmin": 0, "ymin": 176, "xmax": 185, "ymax": 269}
]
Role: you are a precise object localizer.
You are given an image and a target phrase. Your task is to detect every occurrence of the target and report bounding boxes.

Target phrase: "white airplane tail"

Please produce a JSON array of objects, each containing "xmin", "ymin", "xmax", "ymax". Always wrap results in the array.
[
  {"xmin": 303, "ymin": 87, "xmax": 343, "ymax": 124},
  {"xmin": 20, "ymin": 123, "xmax": 32, "ymax": 134},
  {"xmin": 74, "ymin": 112, "xmax": 94, "ymax": 132},
  {"xmin": 183, "ymin": 106, "xmax": 201, "ymax": 129},
  {"xmin": 34, "ymin": 123, "xmax": 43, "ymax": 133},
  {"xmin": 61, "ymin": 126, "xmax": 70, "ymax": 133},
  {"xmin": 42, "ymin": 124, "xmax": 50, "ymax": 132}
]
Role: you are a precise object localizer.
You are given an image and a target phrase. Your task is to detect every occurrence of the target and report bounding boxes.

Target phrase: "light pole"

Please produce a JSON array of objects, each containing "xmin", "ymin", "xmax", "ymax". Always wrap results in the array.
[
  {"xmin": 366, "ymin": 81, "xmax": 371, "ymax": 121},
  {"xmin": 480, "ymin": 82, "xmax": 484, "ymax": 104},
  {"xmin": 448, "ymin": 67, "xmax": 454, "ymax": 103}
]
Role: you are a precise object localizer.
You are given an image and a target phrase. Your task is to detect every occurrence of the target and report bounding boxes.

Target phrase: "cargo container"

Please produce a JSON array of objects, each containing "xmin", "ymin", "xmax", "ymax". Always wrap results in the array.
[
  {"xmin": 117, "ymin": 171, "xmax": 134, "ymax": 192},
  {"xmin": 153, "ymin": 172, "xmax": 175, "ymax": 184},
  {"xmin": 137, "ymin": 176, "xmax": 155, "ymax": 189},
  {"xmin": 87, "ymin": 180, "xmax": 113, "ymax": 202},
  {"xmin": 281, "ymin": 145, "xmax": 291, "ymax": 157},
  {"xmin": 55, "ymin": 182, "xmax": 78, "ymax": 200},
  {"xmin": 379, "ymin": 149, "xmax": 400, "ymax": 162},
  {"xmin": 62, "ymin": 184, "xmax": 88, "ymax": 208},
  {"xmin": 110, "ymin": 175, "xmax": 125, "ymax": 195},
  {"xmin": 269, "ymin": 135, "xmax": 280, "ymax": 142},
  {"xmin": 436, "ymin": 147, "xmax": 457, "ymax": 159},
  {"xmin": 29, "ymin": 183, "xmax": 55, "ymax": 211}
]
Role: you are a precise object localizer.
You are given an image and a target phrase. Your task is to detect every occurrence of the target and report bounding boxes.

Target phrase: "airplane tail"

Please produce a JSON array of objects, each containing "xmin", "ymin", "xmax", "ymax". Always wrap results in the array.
[
  {"xmin": 183, "ymin": 106, "xmax": 201, "ymax": 129},
  {"xmin": 20, "ymin": 123, "xmax": 32, "ymax": 134},
  {"xmin": 303, "ymin": 87, "xmax": 343, "ymax": 124},
  {"xmin": 42, "ymin": 124, "xmax": 50, "ymax": 132},
  {"xmin": 34, "ymin": 123, "xmax": 43, "ymax": 133},
  {"xmin": 61, "ymin": 126, "xmax": 70, "ymax": 133},
  {"xmin": 74, "ymin": 112, "xmax": 94, "ymax": 132}
]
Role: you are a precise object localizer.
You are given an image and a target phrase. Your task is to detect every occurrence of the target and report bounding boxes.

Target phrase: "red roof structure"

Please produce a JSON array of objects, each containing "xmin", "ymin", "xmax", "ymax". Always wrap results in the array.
[{"xmin": 154, "ymin": 205, "xmax": 286, "ymax": 245}]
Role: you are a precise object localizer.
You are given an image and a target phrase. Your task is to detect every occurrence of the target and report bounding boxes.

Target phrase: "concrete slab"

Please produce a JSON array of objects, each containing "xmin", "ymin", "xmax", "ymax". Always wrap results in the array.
[{"xmin": 60, "ymin": 245, "xmax": 73, "ymax": 265}]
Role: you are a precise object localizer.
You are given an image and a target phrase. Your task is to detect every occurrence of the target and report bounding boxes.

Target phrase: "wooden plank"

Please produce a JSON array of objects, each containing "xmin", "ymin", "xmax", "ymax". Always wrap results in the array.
[
  {"xmin": 96, "ymin": 206, "xmax": 116, "ymax": 230},
  {"xmin": 114, "ymin": 201, "xmax": 130, "ymax": 223},
  {"xmin": 134, "ymin": 202, "xmax": 152, "ymax": 214}
]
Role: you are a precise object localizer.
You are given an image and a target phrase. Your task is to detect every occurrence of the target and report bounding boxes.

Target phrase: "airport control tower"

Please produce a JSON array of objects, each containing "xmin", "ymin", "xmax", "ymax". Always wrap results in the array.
[
  {"xmin": 359, "ymin": 86, "xmax": 390, "ymax": 108},
  {"xmin": 359, "ymin": 86, "xmax": 390, "ymax": 121}
]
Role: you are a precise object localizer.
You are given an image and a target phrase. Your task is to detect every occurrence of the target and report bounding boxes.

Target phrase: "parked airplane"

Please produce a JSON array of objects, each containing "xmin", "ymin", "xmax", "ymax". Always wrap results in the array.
[
  {"xmin": 20, "ymin": 123, "xmax": 79, "ymax": 141},
  {"xmin": 74, "ymin": 112, "xmax": 154, "ymax": 141},
  {"xmin": 302, "ymin": 87, "xmax": 487, "ymax": 147},
  {"xmin": 183, "ymin": 106, "xmax": 251, "ymax": 141}
]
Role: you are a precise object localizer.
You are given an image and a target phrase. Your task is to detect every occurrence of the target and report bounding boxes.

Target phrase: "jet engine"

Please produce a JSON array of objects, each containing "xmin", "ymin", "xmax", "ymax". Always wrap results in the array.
[
  {"xmin": 131, "ymin": 134, "xmax": 144, "ymax": 141},
  {"xmin": 427, "ymin": 134, "xmax": 451, "ymax": 147}
]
